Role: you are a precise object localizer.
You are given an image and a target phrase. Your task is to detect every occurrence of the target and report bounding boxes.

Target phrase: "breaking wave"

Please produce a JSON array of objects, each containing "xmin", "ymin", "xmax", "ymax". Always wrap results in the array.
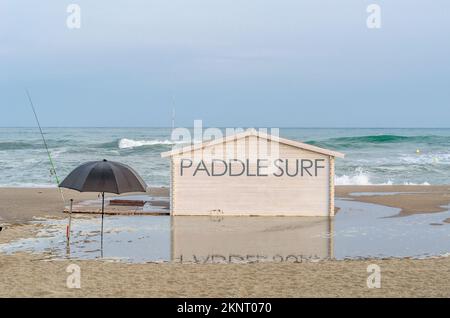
[
  {"xmin": 335, "ymin": 169, "xmax": 430, "ymax": 186},
  {"xmin": 335, "ymin": 171, "xmax": 375, "ymax": 185},
  {"xmin": 118, "ymin": 138, "xmax": 176, "ymax": 149},
  {"xmin": 306, "ymin": 134, "xmax": 450, "ymax": 149}
]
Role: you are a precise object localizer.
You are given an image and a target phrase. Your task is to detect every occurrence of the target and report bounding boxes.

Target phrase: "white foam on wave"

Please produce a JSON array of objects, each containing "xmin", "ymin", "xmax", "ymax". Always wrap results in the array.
[
  {"xmin": 401, "ymin": 153, "xmax": 450, "ymax": 165},
  {"xmin": 335, "ymin": 167, "xmax": 379, "ymax": 185},
  {"xmin": 335, "ymin": 170, "xmax": 430, "ymax": 186},
  {"xmin": 118, "ymin": 138, "xmax": 175, "ymax": 149},
  {"xmin": 402, "ymin": 181, "xmax": 430, "ymax": 186},
  {"xmin": 0, "ymin": 183, "xmax": 57, "ymax": 188},
  {"xmin": 335, "ymin": 172, "xmax": 375, "ymax": 185}
]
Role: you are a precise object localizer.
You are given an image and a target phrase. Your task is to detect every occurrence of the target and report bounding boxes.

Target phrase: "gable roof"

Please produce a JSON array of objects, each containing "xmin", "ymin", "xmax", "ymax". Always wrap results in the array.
[{"xmin": 161, "ymin": 129, "xmax": 345, "ymax": 158}]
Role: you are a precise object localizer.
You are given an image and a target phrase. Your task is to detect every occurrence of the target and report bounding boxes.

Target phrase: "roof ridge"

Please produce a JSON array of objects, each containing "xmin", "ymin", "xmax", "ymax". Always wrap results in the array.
[{"xmin": 161, "ymin": 130, "xmax": 344, "ymax": 158}]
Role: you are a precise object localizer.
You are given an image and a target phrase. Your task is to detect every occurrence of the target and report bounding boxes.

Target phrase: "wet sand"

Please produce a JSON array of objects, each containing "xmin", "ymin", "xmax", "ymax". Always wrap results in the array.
[
  {"xmin": 336, "ymin": 185, "xmax": 450, "ymax": 216},
  {"xmin": 0, "ymin": 187, "xmax": 169, "ymax": 224},
  {"xmin": 1, "ymin": 185, "xmax": 450, "ymax": 297},
  {"xmin": 1, "ymin": 185, "xmax": 449, "ymax": 223},
  {"xmin": 1, "ymin": 186, "xmax": 448, "ymax": 223}
]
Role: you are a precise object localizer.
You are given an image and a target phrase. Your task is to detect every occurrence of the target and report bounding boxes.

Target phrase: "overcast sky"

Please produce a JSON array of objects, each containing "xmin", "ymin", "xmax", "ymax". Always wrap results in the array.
[{"xmin": 0, "ymin": 0, "xmax": 449, "ymax": 127}]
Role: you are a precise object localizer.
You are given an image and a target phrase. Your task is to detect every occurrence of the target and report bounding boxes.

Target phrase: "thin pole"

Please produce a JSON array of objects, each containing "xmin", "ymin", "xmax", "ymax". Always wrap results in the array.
[
  {"xmin": 26, "ymin": 89, "xmax": 65, "ymax": 203},
  {"xmin": 101, "ymin": 192, "xmax": 104, "ymax": 258},
  {"xmin": 67, "ymin": 199, "xmax": 73, "ymax": 241},
  {"xmin": 66, "ymin": 199, "xmax": 73, "ymax": 256}
]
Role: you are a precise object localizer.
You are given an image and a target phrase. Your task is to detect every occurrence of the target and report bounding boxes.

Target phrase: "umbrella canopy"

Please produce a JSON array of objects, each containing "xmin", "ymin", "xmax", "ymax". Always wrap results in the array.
[
  {"xmin": 59, "ymin": 159, "xmax": 147, "ymax": 194},
  {"xmin": 59, "ymin": 159, "xmax": 147, "ymax": 258}
]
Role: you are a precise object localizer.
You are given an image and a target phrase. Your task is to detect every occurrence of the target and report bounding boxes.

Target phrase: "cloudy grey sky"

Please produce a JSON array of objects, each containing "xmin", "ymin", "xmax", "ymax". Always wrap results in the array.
[{"xmin": 0, "ymin": 0, "xmax": 449, "ymax": 127}]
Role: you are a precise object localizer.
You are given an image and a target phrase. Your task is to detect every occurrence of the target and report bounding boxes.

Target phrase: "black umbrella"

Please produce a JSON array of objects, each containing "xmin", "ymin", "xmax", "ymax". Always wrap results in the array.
[{"xmin": 59, "ymin": 159, "xmax": 147, "ymax": 255}]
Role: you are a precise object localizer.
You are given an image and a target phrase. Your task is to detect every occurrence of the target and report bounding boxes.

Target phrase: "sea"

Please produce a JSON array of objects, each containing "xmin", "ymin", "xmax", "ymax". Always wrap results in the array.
[{"xmin": 1, "ymin": 127, "xmax": 449, "ymax": 187}]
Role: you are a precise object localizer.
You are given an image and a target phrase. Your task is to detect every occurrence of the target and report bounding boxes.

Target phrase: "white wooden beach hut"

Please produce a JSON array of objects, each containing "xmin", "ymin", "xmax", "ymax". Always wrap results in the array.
[{"xmin": 161, "ymin": 129, "xmax": 344, "ymax": 216}]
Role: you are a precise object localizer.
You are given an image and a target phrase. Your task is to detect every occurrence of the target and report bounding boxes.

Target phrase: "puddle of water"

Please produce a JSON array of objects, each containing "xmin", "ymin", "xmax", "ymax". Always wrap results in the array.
[
  {"xmin": 0, "ymin": 200, "xmax": 449, "ymax": 263},
  {"xmin": 0, "ymin": 216, "xmax": 171, "ymax": 263},
  {"xmin": 349, "ymin": 192, "xmax": 422, "ymax": 197},
  {"xmin": 334, "ymin": 200, "xmax": 450, "ymax": 259}
]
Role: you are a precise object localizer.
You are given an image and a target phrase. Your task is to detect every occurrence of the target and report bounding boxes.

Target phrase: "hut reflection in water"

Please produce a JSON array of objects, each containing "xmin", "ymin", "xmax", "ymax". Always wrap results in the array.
[{"xmin": 171, "ymin": 216, "xmax": 334, "ymax": 264}]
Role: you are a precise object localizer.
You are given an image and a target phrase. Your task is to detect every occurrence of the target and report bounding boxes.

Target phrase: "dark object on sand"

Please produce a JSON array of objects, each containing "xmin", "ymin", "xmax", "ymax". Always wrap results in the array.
[
  {"xmin": 0, "ymin": 226, "xmax": 2, "ymax": 232},
  {"xmin": 59, "ymin": 159, "xmax": 147, "ymax": 256},
  {"xmin": 109, "ymin": 199, "xmax": 146, "ymax": 207},
  {"xmin": 59, "ymin": 159, "xmax": 147, "ymax": 194}
]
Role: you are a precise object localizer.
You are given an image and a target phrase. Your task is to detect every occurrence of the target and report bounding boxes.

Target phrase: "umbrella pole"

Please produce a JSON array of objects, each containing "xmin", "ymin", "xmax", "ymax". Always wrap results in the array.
[
  {"xmin": 68, "ymin": 199, "xmax": 73, "ymax": 239},
  {"xmin": 66, "ymin": 199, "xmax": 73, "ymax": 256},
  {"xmin": 101, "ymin": 192, "xmax": 104, "ymax": 258}
]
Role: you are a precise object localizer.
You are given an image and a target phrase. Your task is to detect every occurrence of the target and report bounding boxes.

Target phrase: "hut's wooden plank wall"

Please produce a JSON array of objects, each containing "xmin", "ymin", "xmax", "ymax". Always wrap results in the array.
[{"xmin": 169, "ymin": 136, "xmax": 334, "ymax": 216}]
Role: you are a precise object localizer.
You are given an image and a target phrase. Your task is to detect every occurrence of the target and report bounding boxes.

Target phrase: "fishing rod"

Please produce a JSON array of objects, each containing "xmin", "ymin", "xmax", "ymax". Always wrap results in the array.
[{"xmin": 25, "ymin": 89, "xmax": 65, "ymax": 202}]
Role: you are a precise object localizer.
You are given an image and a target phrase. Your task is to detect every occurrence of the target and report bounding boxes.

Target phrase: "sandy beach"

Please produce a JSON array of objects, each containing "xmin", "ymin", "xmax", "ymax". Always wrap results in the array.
[
  {"xmin": 0, "ymin": 187, "xmax": 170, "ymax": 224},
  {"xmin": 336, "ymin": 185, "xmax": 450, "ymax": 216},
  {"xmin": 0, "ymin": 252, "xmax": 449, "ymax": 298},
  {"xmin": 1, "ymin": 185, "xmax": 449, "ymax": 223},
  {"xmin": 0, "ymin": 185, "xmax": 450, "ymax": 297}
]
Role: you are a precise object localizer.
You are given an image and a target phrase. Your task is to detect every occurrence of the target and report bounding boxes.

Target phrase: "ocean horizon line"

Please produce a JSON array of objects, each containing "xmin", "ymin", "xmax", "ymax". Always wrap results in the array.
[{"xmin": 2, "ymin": 126, "xmax": 450, "ymax": 130}]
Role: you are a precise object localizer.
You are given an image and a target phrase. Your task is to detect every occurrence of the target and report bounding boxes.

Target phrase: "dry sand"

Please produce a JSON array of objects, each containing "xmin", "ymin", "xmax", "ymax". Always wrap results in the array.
[
  {"xmin": 0, "ymin": 253, "xmax": 449, "ymax": 297},
  {"xmin": 1, "ymin": 185, "xmax": 450, "ymax": 297}
]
